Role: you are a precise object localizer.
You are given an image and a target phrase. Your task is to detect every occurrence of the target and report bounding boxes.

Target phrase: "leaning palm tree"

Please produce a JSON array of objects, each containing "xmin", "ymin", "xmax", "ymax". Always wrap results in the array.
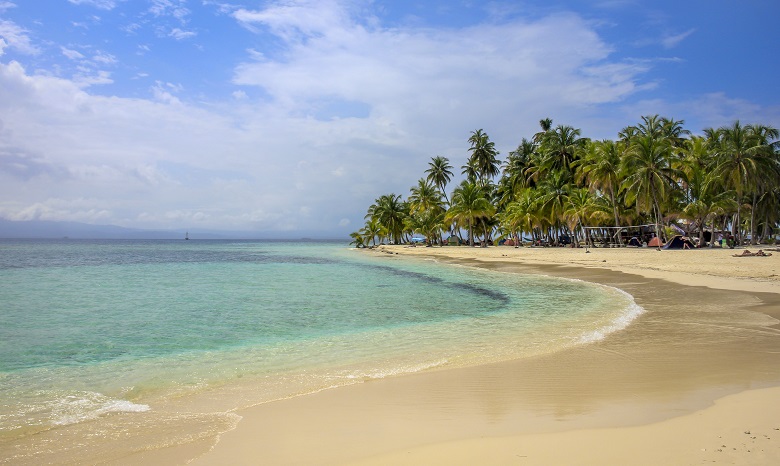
[
  {"xmin": 425, "ymin": 156, "xmax": 454, "ymax": 206},
  {"xmin": 446, "ymin": 181, "xmax": 496, "ymax": 247},
  {"xmin": 349, "ymin": 231, "xmax": 366, "ymax": 248},
  {"xmin": 361, "ymin": 217, "xmax": 386, "ymax": 246},
  {"xmin": 621, "ymin": 134, "xmax": 681, "ymax": 246}
]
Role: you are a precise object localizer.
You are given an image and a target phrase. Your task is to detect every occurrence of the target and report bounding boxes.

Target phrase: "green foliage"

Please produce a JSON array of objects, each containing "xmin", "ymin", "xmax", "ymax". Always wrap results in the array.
[{"xmin": 356, "ymin": 117, "xmax": 780, "ymax": 248}]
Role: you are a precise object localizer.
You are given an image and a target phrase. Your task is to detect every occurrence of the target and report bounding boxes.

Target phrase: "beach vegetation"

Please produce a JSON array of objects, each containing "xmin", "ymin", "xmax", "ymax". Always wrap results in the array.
[{"xmin": 353, "ymin": 117, "xmax": 779, "ymax": 248}]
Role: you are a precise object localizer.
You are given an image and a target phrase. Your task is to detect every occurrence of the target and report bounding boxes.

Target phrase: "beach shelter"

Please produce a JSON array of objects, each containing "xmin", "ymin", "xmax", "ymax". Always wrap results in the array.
[
  {"xmin": 628, "ymin": 237, "xmax": 642, "ymax": 247},
  {"xmin": 662, "ymin": 235, "xmax": 695, "ymax": 250},
  {"xmin": 647, "ymin": 237, "xmax": 663, "ymax": 248},
  {"xmin": 446, "ymin": 235, "xmax": 461, "ymax": 245}
]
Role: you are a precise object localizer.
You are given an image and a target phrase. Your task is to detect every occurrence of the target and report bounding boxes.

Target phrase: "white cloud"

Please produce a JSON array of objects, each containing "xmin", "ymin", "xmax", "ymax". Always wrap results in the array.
[
  {"xmin": 61, "ymin": 47, "xmax": 85, "ymax": 60},
  {"xmin": 661, "ymin": 28, "xmax": 696, "ymax": 49},
  {"xmin": 169, "ymin": 28, "xmax": 196, "ymax": 40},
  {"xmin": 92, "ymin": 51, "xmax": 117, "ymax": 64},
  {"xmin": 0, "ymin": 19, "xmax": 39, "ymax": 56},
  {"xmin": 149, "ymin": 0, "xmax": 191, "ymax": 21},
  {"xmin": 73, "ymin": 69, "xmax": 113, "ymax": 87},
  {"xmin": 0, "ymin": 2, "xmax": 16, "ymax": 13},
  {"xmin": 68, "ymin": 0, "xmax": 117, "ymax": 10}
]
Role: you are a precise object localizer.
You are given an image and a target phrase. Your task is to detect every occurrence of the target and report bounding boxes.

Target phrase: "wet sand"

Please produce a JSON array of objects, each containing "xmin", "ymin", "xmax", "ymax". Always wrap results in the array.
[{"xmin": 145, "ymin": 246, "xmax": 780, "ymax": 465}]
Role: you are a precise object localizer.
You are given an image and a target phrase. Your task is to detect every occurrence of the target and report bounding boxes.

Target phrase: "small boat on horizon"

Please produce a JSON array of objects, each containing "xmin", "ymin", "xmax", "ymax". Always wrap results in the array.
[{"xmin": 185, "ymin": 232, "xmax": 189, "ymax": 240}]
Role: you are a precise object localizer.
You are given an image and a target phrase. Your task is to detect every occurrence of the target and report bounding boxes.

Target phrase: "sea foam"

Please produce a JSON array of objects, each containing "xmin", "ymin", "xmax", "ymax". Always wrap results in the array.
[{"xmin": 50, "ymin": 391, "xmax": 150, "ymax": 426}]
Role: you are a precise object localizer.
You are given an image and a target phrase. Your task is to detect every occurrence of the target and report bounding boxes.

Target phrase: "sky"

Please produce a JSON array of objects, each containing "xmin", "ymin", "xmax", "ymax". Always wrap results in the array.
[{"xmin": 1, "ymin": 0, "xmax": 779, "ymax": 238}]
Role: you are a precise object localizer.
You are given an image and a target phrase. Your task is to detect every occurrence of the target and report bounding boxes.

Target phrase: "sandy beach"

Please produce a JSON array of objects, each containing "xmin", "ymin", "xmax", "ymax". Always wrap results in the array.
[{"xmin": 155, "ymin": 245, "xmax": 780, "ymax": 465}]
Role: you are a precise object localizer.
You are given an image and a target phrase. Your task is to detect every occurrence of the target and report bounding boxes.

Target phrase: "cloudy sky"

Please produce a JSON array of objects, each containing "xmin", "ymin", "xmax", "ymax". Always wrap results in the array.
[{"xmin": 1, "ymin": 0, "xmax": 778, "ymax": 237}]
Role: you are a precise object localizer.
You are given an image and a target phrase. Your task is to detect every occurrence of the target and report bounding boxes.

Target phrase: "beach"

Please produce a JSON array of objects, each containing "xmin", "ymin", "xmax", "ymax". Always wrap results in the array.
[{"xmin": 176, "ymin": 245, "xmax": 780, "ymax": 465}]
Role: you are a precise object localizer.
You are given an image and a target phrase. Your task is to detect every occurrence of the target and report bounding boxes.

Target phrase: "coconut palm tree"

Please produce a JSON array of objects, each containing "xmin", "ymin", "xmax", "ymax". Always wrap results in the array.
[
  {"xmin": 404, "ymin": 209, "xmax": 445, "ymax": 247},
  {"xmin": 446, "ymin": 181, "xmax": 495, "ymax": 247},
  {"xmin": 503, "ymin": 138, "xmax": 536, "ymax": 192},
  {"xmin": 425, "ymin": 156, "xmax": 454, "ymax": 206},
  {"xmin": 499, "ymin": 188, "xmax": 542, "ymax": 246},
  {"xmin": 577, "ymin": 139, "xmax": 625, "ymax": 239},
  {"xmin": 467, "ymin": 129, "xmax": 500, "ymax": 182},
  {"xmin": 408, "ymin": 178, "xmax": 443, "ymax": 215},
  {"xmin": 349, "ymin": 231, "xmax": 366, "ymax": 248},
  {"xmin": 360, "ymin": 217, "xmax": 386, "ymax": 246},
  {"xmin": 710, "ymin": 121, "xmax": 778, "ymax": 244},
  {"xmin": 621, "ymin": 134, "xmax": 682, "ymax": 246},
  {"xmin": 537, "ymin": 170, "xmax": 572, "ymax": 243},
  {"xmin": 538, "ymin": 124, "xmax": 587, "ymax": 181},
  {"xmin": 533, "ymin": 117, "xmax": 554, "ymax": 143},
  {"xmin": 366, "ymin": 194, "xmax": 407, "ymax": 244},
  {"xmin": 562, "ymin": 187, "xmax": 604, "ymax": 247}
]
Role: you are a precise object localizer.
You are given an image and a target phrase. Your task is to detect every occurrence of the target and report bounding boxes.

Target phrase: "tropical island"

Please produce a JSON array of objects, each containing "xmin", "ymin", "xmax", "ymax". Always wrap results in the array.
[{"xmin": 352, "ymin": 115, "xmax": 780, "ymax": 249}]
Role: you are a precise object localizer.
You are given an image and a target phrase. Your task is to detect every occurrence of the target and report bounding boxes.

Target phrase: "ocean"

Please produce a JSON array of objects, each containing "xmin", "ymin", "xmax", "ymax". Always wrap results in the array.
[{"xmin": 0, "ymin": 239, "xmax": 641, "ymax": 464}]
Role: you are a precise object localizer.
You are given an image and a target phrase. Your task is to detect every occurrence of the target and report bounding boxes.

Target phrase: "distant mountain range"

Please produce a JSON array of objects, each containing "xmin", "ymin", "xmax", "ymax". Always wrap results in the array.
[
  {"xmin": 0, "ymin": 219, "xmax": 222, "ymax": 239},
  {"xmin": 0, "ymin": 219, "xmax": 352, "ymax": 240}
]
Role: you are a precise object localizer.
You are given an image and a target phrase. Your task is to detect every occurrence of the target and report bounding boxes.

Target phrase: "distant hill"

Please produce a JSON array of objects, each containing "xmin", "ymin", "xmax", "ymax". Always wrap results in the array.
[
  {"xmin": 0, "ymin": 219, "xmax": 347, "ymax": 240},
  {"xmin": 0, "ymin": 219, "xmax": 219, "ymax": 239}
]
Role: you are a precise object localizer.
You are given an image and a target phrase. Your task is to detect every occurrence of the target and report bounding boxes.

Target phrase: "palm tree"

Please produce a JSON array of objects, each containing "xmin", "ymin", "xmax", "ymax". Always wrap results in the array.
[
  {"xmin": 349, "ymin": 231, "xmax": 366, "ymax": 248},
  {"xmin": 361, "ymin": 217, "xmax": 386, "ymax": 246},
  {"xmin": 621, "ymin": 134, "xmax": 682, "ymax": 246},
  {"xmin": 467, "ymin": 129, "xmax": 500, "ymax": 182},
  {"xmin": 408, "ymin": 178, "xmax": 443, "ymax": 215},
  {"xmin": 533, "ymin": 117, "xmax": 553, "ymax": 143},
  {"xmin": 577, "ymin": 139, "xmax": 625, "ymax": 241},
  {"xmin": 405, "ymin": 209, "xmax": 445, "ymax": 247},
  {"xmin": 539, "ymin": 124, "xmax": 587, "ymax": 180},
  {"xmin": 537, "ymin": 170, "xmax": 572, "ymax": 243},
  {"xmin": 503, "ymin": 138, "xmax": 536, "ymax": 193},
  {"xmin": 446, "ymin": 181, "xmax": 496, "ymax": 247},
  {"xmin": 366, "ymin": 194, "xmax": 407, "ymax": 244},
  {"xmin": 425, "ymin": 156, "xmax": 454, "ymax": 206},
  {"xmin": 711, "ymin": 121, "xmax": 778, "ymax": 244},
  {"xmin": 562, "ymin": 188, "xmax": 603, "ymax": 247},
  {"xmin": 499, "ymin": 188, "xmax": 542, "ymax": 246},
  {"xmin": 682, "ymin": 180, "xmax": 736, "ymax": 247}
]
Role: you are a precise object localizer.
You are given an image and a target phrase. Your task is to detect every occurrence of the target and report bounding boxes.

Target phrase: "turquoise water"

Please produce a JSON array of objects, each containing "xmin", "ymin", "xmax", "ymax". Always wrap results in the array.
[{"xmin": 0, "ymin": 239, "xmax": 641, "ymax": 463}]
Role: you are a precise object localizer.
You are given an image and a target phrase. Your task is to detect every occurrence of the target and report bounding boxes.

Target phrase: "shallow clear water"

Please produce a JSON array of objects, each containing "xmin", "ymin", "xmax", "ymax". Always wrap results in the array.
[{"xmin": 0, "ymin": 239, "xmax": 641, "ymax": 462}]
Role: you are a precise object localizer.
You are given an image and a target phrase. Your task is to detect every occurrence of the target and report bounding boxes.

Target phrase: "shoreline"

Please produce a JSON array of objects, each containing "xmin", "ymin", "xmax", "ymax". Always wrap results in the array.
[{"xmin": 159, "ymin": 246, "xmax": 780, "ymax": 465}]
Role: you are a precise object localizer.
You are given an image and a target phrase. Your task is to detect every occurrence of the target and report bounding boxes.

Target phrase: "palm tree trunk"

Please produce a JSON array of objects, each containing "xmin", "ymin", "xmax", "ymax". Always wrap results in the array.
[
  {"xmin": 609, "ymin": 187, "xmax": 623, "ymax": 246},
  {"xmin": 750, "ymin": 193, "xmax": 757, "ymax": 245},
  {"xmin": 652, "ymin": 191, "xmax": 663, "ymax": 249}
]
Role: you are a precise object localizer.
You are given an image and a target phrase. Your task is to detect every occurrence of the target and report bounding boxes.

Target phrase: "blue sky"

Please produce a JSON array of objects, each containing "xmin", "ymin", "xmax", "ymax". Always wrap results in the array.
[{"xmin": 1, "ymin": 0, "xmax": 778, "ymax": 237}]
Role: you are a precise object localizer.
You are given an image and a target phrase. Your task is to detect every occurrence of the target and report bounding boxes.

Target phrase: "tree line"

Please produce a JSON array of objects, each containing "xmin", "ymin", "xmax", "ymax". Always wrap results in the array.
[{"xmin": 351, "ymin": 115, "xmax": 780, "ymax": 249}]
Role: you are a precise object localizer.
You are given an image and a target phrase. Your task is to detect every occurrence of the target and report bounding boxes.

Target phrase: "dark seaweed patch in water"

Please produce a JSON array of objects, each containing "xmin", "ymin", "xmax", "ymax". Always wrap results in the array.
[
  {"xmin": 458, "ymin": 282, "xmax": 510, "ymax": 304},
  {"xmin": 358, "ymin": 262, "xmax": 508, "ymax": 305}
]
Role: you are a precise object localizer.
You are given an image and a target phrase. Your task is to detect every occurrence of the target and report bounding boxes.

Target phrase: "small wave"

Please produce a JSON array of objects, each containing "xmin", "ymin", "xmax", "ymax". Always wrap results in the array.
[
  {"xmin": 333, "ymin": 358, "xmax": 450, "ymax": 381},
  {"xmin": 50, "ymin": 391, "xmax": 150, "ymax": 426},
  {"xmin": 578, "ymin": 287, "xmax": 645, "ymax": 344}
]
